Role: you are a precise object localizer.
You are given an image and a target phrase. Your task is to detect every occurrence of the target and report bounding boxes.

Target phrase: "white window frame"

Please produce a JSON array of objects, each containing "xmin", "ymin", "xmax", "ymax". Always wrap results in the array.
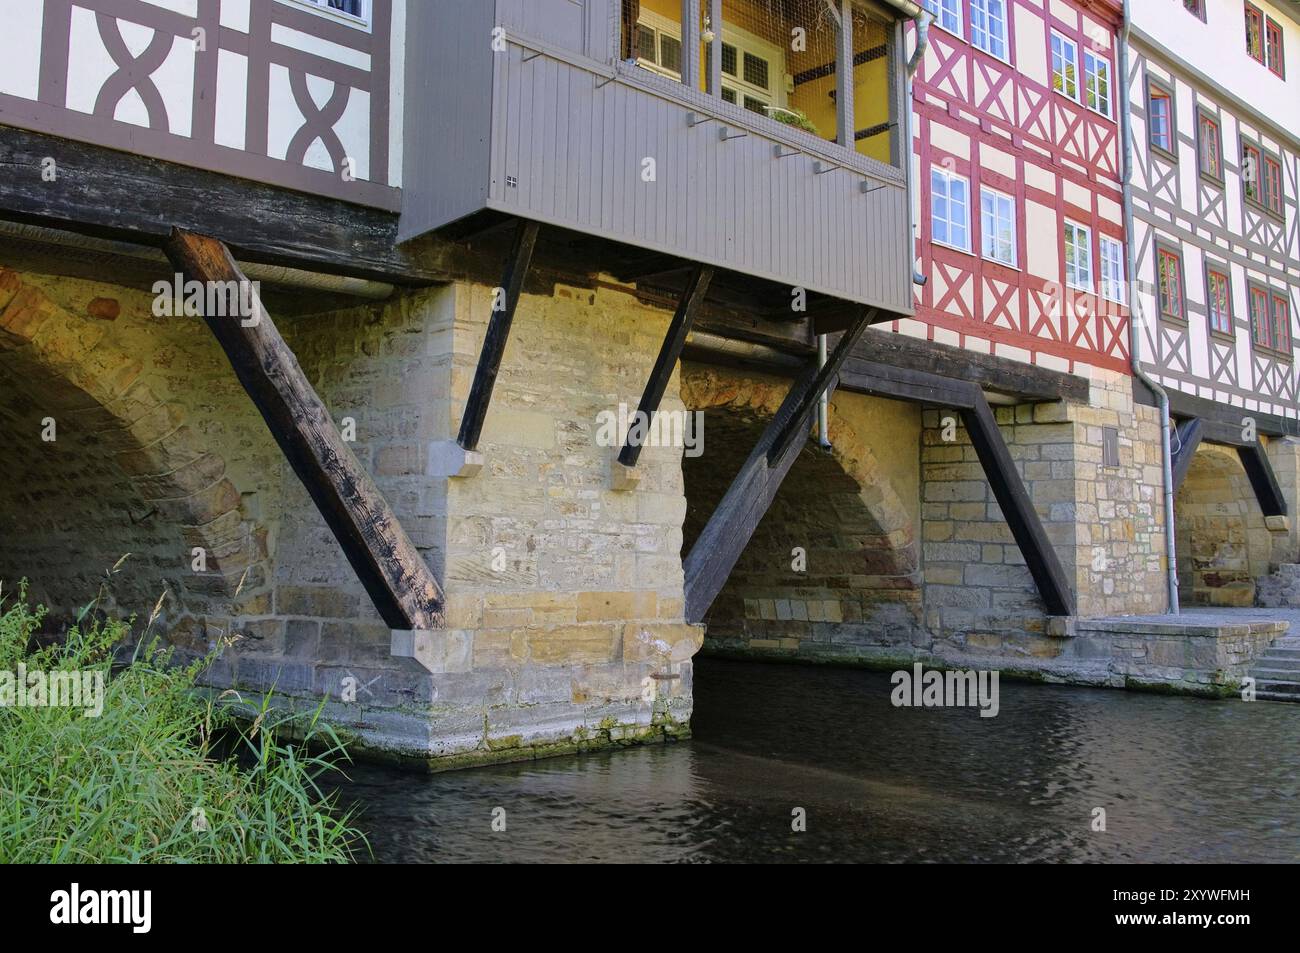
[
  {"xmin": 1083, "ymin": 48, "xmax": 1112, "ymax": 119},
  {"xmin": 931, "ymin": 166, "xmax": 971, "ymax": 253},
  {"xmin": 1064, "ymin": 220, "xmax": 1093, "ymax": 291},
  {"xmin": 1099, "ymin": 235, "xmax": 1125, "ymax": 304},
  {"xmin": 980, "ymin": 188, "xmax": 1016, "ymax": 266},
  {"xmin": 283, "ymin": 0, "xmax": 370, "ymax": 29},
  {"xmin": 923, "ymin": 0, "xmax": 962, "ymax": 37},
  {"xmin": 970, "ymin": 0, "xmax": 1009, "ymax": 62},
  {"xmin": 636, "ymin": 9, "xmax": 785, "ymax": 115},
  {"xmin": 1051, "ymin": 32, "xmax": 1080, "ymax": 102}
]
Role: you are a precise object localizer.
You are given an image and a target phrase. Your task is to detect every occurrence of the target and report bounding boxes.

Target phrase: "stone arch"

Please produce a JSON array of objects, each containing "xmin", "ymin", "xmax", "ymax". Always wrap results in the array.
[
  {"xmin": 0, "ymin": 268, "xmax": 268, "ymax": 645},
  {"xmin": 1175, "ymin": 443, "xmax": 1271, "ymax": 606},
  {"xmin": 678, "ymin": 362, "xmax": 923, "ymax": 660}
]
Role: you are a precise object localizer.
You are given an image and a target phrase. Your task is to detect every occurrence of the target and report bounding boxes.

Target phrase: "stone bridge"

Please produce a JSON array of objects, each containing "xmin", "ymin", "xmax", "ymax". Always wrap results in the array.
[{"xmin": 3, "ymin": 242, "xmax": 1298, "ymax": 767}]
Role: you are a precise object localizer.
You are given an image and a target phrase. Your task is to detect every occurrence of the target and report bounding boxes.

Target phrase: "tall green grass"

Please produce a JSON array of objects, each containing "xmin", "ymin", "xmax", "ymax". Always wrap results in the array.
[{"xmin": 0, "ymin": 583, "xmax": 364, "ymax": 863}]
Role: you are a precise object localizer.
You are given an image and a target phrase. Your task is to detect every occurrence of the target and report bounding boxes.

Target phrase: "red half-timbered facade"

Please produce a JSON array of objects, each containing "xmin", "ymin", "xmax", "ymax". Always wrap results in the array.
[{"xmin": 904, "ymin": 0, "xmax": 1128, "ymax": 375}]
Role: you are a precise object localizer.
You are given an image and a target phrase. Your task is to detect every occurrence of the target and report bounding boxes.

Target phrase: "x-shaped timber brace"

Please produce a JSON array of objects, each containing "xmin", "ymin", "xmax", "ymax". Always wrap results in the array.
[
  {"xmin": 164, "ymin": 229, "xmax": 443, "ymax": 647},
  {"xmin": 683, "ymin": 329, "xmax": 1078, "ymax": 624}
]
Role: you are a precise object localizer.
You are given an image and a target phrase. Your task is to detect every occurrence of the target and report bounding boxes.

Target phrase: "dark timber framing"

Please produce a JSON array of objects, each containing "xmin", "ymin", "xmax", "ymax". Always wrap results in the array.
[
  {"xmin": 683, "ymin": 335, "xmax": 1078, "ymax": 619},
  {"xmin": 683, "ymin": 308, "xmax": 874, "ymax": 623},
  {"xmin": 1171, "ymin": 413, "xmax": 1289, "ymax": 518},
  {"xmin": 457, "ymin": 218, "xmax": 540, "ymax": 452},
  {"xmin": 163, "ymin": 228, "xmax": 443, "ymax": 630},
  {"xmin": 0, "ymin": 125, "xmax": 435, "ymax": 285},
  {"xmin": 618, "ymin": 263, "xmax": 713, "ymax": 468}
]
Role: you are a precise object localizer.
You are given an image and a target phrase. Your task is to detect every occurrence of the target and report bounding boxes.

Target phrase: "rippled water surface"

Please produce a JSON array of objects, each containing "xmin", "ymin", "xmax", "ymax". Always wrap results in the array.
[{"xmin": 331, "ymin": 659, "xmax": 1300, "ymax": 862}]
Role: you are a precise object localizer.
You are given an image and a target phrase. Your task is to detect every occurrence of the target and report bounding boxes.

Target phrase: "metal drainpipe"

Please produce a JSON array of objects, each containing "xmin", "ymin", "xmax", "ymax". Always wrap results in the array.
[
  {"xmin": 1118, "ymin": 0, "xmax": 1179, "ymax": 613},
  {"xmin": 817, "ymin": 6, "xmax": 931, "ymax": 450}
]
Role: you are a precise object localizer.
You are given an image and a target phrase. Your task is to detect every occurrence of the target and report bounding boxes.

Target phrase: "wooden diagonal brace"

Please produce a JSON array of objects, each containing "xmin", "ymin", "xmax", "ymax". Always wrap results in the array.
[
  {"xmin": 618, "ymin": 263, "xmax": 713, "ymax": 468},
  {"xmin": 163, "ymin": 228, "xmax": 442, "ymax": 630},
  {"xmin": 457, "ymin": 218, "xmax": 540, "ymax": 451},
  {"xmin": 961, "ymin": 393, "xmax": 1075, "ymax": 616},
  {"xmin": 683, "ymin": 309, "xmax": 873, "ymax": 623},
  {"xmin": 1237, "ymin": 443, "xmax": 1287, "ymax": 518},
  {"xmin": 1170, "ymin": 417, "xmax": 1204, "ymax": 494}
]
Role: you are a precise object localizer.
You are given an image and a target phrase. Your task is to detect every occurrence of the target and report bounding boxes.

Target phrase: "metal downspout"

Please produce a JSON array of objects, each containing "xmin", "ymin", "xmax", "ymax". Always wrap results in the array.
[{"xmin": 1118, "ymin": 0, "xmax": 1179, "ymax": 613}]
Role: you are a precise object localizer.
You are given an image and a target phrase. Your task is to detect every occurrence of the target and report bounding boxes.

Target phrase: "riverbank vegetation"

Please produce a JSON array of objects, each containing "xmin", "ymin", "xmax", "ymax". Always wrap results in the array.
[{"xmin": 0, "ymin": 583, "xmax": 363, "ymax": 863}]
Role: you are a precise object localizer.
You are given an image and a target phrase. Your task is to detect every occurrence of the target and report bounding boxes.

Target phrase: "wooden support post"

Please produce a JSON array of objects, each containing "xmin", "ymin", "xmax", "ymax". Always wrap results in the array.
[
  {"xmin": 960, "ymin": 393, "xmax": 1075, "ymax": 616},
  {"xmin": 707, "ymin": 0, "xmax": 723, "ymax": 96},
  {"xmin": 1237, "ymin": 443, "xmax": 1288, "ymax": 518},
  {"xmin": 163, "ymin": 229, "xmax": 442, "ymax": 630},
  {"xmin": 836, "ymin": 0, "xmax": 854, "ymax": 149},
  {"xmin": 1171, "ymin": 417, "xmax": 1204, "ymax": 494},
  {"xmin": 683, "ymin": 309, "xmax": 873, "ymax": 623},
  {"xmin": 618, "ymin": 264, "xmax": 713, "ymax": 469},
  {"xmin": 681, "ymin": 0, "xmax": 702, "ymax": 91},
  {"xmin": 457, "ymin": 218, "xmax": 540, "ymax": 451}
]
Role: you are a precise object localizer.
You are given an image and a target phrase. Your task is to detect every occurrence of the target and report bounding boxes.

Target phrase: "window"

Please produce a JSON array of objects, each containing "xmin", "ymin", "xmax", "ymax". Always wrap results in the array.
[
  {"xmin": 1147, "ymin": 82, "xmax": 1173, "ymax": 155},
  {"xmin": 923, "ymin": 0, "xmax": 961, "ymax": 35},
  {"xmin": 1242, "ymin": 141, "xmax": 1262, "ymax": 204},
  {"xmin": 1052, "ymin": 33, "xmax": 1079, "ymax": 100},
  {"xmin": 1250, "ymin": 286, "xmax": 1271, "ymax": 347},
  {"xmin": 1197, "ymin": 111, "xmax": 1222, "ymax": 181},
  {"xmin": 1099, "ymin": 235, "xmax": 1125, "ymax": 304},
  {"xmin": 1246, "ymin": 3, "xmax": 1265, "ymax": 63},
  {"xmin": 981, "ymin": 189, "xmax": 1016, "ymax": 265},
  {"xmin": 650, "ymin": 13, "xmax": 781, "ymax": 119},
  {"xmin": 1267, "ymin": 18, "xmax": 1286, "ymax": 78},
  {"xmin": 1102, "ymin": 427, "xmax": 1120, "ymax": 468},
  {"xmin": 931, "ymin": 167, "xmax": 970, "ymax": 251},
  {"xmin": 295, "ymin": 0, "xmax": 367, "ymax": 22},
  {"xmin": 1157, "ymin": 247, "xmax": 1184, "ymax": 320},
  {"xmin": 1206, "ymin": 268, "xmax": 1232, "ymax": 335},
  {"xmin": 1273, "ymin": 294, "xmax": 1292, "ymax": 354},
  {"xmin": 1064, "ymin": 221, "xmax": 1092, "ymax": 290},
  {"xmin": 1263, "ymin": 156, "xmax": 1283, "ymax": 216},
  {"xmin": 1183, "ymin": 0, "xmax": 1205, "ymax": 20},
  {"xmin": 970, "ymin": 0, "xmax": 1008, "ymax": 60},
  {"xmin": 1083, "ymin": 49, "xmax": 1111, "ymax": 118}
]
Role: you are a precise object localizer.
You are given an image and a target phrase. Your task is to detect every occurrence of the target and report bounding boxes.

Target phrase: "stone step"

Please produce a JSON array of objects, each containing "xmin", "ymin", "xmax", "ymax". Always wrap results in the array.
[
  {"xmin": 1254, "ymin": 658, "xmax": 1300, "ymax": 673},
  {"xmin": 1252, "ymin": 667, "xmax": 1300, "ymax": 682},
  {"xmin": 1257, "ymin": 690, "xmax": 1300, "ymax": 703},
  {"xmin": 1255, "ymin": 680, "xmax": 1300, "ymax": 695}
]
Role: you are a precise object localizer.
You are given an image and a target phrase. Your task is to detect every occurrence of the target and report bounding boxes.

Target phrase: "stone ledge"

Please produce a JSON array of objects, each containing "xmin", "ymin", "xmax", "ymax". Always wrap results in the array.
[{"xmin": 427, "ymin": 440, "xmax": 483, "ymax": 478}]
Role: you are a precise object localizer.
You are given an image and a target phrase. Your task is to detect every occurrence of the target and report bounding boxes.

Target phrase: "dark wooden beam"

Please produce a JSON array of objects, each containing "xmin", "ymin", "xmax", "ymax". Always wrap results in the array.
[
  {"xmin": 961, "ymin": 393, "xmax": 1076, "ymax": 616},
  {"xmin": 163, "ymin": 229, "xmax": 442, "ymax": 630},
  {"xmin": 839, "ymin": 356, "xmax": 981, "ymax": 409},
  {"xmin": 457, "ymin": 218, "xmax": 540, "ymax": 451},
  {"xmin": 1, "ymin": 125, "xmax": 438, "ymax": 285},
  {"xmin": 618, "ymin": 264, "xmax": 713, "ymax": 467},
  {"xmin": 1170, "ymin": 417, "xmax": 1204, "ymax": 494},
  {"xmin": 856, "ymin": 327, "xmax": 1091, "ymax": 403},
  {"xmin": 683, "ymin": 369, "xmax": 817, "ymax": 624},
  {"xmin": 767, "ymin": 307, "xmax": 875, "ymax": 463},
  {"xmin": 1238, "ymin": 443, "xmax": 1288, "ymax": 518},
  {"xmin": 1167, "ymin": 388, "xmax": 1300, "ymax": 440},
  {"xmin": 683, "ymin": 309, "xmax": 873, "ymax": 623}
]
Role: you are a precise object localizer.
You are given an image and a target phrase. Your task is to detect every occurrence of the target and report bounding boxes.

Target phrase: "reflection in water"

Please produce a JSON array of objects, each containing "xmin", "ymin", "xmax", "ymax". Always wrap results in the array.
[{"xmin": 331, "ymin": 659, "xmax": 1300, "ymax": 863}]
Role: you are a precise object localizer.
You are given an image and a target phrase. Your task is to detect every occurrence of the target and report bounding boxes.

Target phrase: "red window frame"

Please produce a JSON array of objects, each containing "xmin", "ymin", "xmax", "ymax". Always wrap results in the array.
[
  {"xmin": 1207, "ymin": 270, "xmax": 1232, "ymax": 335},
  {"xmin": 1273, "ymin": 295, "xmax": 1292, "ymax": 354},
  {"xmin": 1247, "ymin": 3, "xmax": 1265, "ymax": 63},
  {"xmin": 1266, "ymin": 17, "xmax": 1285, "ymax": 78},
  {"xmin": 1198, "ymin": 113, "xmax": 1221, "ymax": 179},
  {"xmin": 1250, "ymin": 287, "xmax": 1271, "ymax": 348},
  {"xmin": 1148, "ymin": 86, "xmax": 1173, "ymax": 154},
  {"xmin": 1183, "ymin": 0, "xmax": 1205, "ymax": 20},
  {"xmin": 1158, "ymin": 248, "xmax": 1184, "ymax": 321},
  {"xmin": 1263, "ymin": 156, "xmax": 1283, "ymax": 215}
]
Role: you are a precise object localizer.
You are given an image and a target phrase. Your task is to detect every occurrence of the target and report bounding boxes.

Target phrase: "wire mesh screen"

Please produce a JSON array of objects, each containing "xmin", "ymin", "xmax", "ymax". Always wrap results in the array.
[{"xmin": 851, "ymin": 6, "xmax": 893, "ymax": 163}]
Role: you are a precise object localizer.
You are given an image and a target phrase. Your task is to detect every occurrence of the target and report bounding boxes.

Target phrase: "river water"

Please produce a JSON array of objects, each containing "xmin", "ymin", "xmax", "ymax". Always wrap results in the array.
[{"xmin": 332, "ymin": 658, "xmax": 1300, "ymax": 863}]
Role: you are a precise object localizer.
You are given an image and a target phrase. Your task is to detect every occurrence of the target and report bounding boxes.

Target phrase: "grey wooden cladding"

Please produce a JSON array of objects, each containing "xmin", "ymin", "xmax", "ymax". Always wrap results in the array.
[
  {"xmin": 163, "ymin": 229, "xmax": 443, "ymax": 631},
  {"xmin": 401, "ymin": 7, "xmax": 912, "ymax": 315}
]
